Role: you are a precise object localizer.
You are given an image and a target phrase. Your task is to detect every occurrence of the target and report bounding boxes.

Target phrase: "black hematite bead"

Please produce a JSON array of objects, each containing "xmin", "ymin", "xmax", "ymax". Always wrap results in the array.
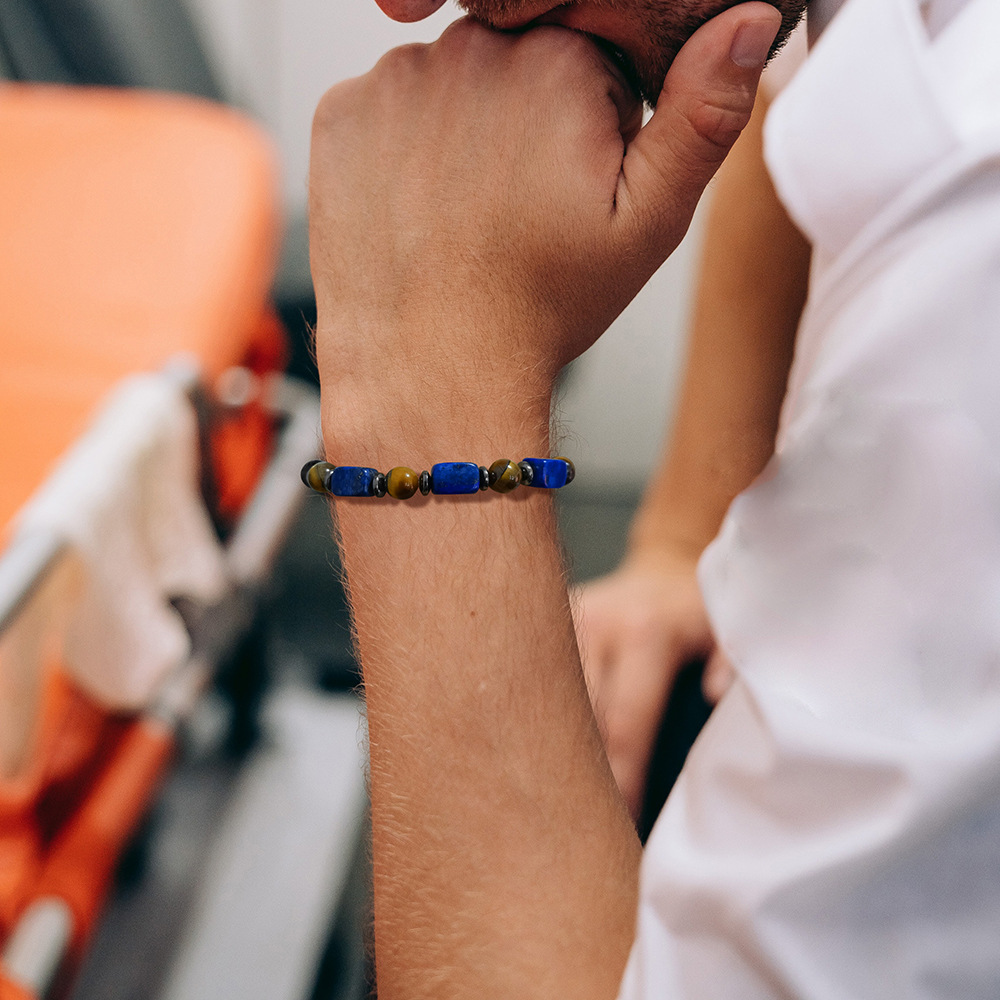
[
  {"xmin": 373, "ymin": 473, "xmax": 387, "ymax": 497},
  {"xmin": 517, "ymin": 461, "xmax": 534, "ymax": 486},
  {"xmin": 479, "ymin": 466, "xmax": 490, "ymax": 490},
  {"xmin": 556, "ymin": 457, "xmax": 576, "ymax": 484},
  {"xmin": 419, "ymin": 470, "xmax": 431, "ymax": 495}
]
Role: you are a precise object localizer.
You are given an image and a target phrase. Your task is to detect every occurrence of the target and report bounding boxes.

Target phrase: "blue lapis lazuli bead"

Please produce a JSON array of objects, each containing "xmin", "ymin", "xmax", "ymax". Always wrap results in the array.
[
  {"xmin": 328, "ymin": 466, "xmax": 378, "ymax": 497},
  {"xmin": 430, "ymin": 462, "xmax": 480, "ymax": 494},
  {"xmin": 521, "ymin": 457, "xmax": 569, "ymax": 489}
]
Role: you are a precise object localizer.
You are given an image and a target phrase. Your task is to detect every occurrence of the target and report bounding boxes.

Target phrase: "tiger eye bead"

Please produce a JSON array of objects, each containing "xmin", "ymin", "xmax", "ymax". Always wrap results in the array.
[
  {"xmin": 386, "ymin": 466, "xmax": 419, "ymax": 499},
  {"xmin": 488, "ymin": 459, "xmax": 521, "ymax": 493},
  {"xmin": 304, "ymin": 460, "xmax": 335, "ymax": 493}
]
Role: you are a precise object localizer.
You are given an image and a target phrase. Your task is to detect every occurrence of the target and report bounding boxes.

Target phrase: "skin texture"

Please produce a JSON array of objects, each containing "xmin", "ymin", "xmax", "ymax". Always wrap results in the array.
[
  {"xmin": 310, "ymin": 4, "xmax": 784, "ymax": 998},
  {"xmin": 375, "ymin": 0, "xmax": 807, "ymax": 105},
  {"xmin": 457, "ymin": 0, "xmax": 807, "ymax": 104},
  {"xmin": 576, "ymin": 88, "xmax": 811, "ymax": 817}
]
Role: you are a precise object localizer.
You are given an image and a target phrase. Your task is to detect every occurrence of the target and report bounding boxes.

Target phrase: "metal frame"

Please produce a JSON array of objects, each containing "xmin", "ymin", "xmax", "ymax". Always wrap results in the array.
[{"xmin": 0, "ymin": 370, "xmax": 321, "ymax": 999}]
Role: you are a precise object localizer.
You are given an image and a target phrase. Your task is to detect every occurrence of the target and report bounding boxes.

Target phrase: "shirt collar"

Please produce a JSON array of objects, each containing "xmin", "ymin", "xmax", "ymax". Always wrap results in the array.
[{"xmin": 766, "ymin": 0, "xmax": 959, "ymax": 261}]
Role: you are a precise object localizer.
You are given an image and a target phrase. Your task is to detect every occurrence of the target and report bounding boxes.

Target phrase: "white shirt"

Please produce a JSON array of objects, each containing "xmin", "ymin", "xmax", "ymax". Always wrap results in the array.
[{"xmin": 620, "ymin": 0, "xmax": 1000, "ymax": 995}]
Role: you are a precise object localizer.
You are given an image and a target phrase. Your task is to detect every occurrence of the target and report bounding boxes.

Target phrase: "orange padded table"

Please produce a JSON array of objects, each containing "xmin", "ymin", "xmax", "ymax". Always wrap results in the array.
[
  {"xmin": 0, "ymin": 83, "xmax": 281, "ymax": 539},
  {"xmin": 0, "ymin": 85, "xmax": 285, "ymax": 996}
]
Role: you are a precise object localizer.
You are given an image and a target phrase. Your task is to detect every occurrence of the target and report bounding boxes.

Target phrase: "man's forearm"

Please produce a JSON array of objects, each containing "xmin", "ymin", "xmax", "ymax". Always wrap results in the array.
[{"xmin": 327, "ymin": 390, "xmax": 641, "ymax": 999}]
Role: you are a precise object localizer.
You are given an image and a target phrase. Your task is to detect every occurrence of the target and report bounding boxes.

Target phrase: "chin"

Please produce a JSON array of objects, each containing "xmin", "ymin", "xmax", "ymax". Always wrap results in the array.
[{"xmin": 458, "ymin": 0, "xmax": 807, "ymax": 105}]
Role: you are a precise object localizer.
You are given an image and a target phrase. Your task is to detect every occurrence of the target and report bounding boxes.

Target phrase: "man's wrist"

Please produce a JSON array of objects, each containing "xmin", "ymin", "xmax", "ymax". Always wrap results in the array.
[{"xmin": 320, "ymin": 365, "xmax": 557, "ymax": 469}]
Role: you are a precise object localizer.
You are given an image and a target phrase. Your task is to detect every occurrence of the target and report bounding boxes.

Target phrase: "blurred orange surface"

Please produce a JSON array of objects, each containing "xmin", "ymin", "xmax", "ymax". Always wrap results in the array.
[{"xmin": 0, "ymin": 83, "xmax": 281, "ymax": 536}]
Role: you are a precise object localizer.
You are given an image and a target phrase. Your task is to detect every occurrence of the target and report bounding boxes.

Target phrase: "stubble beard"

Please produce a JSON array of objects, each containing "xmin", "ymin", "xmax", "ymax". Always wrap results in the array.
[{"xmin": 457, "ymin": 0, "xmax": 807, "ymax": 106}]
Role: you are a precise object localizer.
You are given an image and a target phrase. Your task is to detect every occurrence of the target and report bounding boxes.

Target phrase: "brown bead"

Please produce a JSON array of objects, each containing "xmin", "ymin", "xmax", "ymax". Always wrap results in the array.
[
  {"xmin": 488, "ymin": 459, "xmax": 521, "ymax": 493},
  {"xmin": 386, "ymin": 466, "xmax": 419, "ymax": 499},
  {"xmin": 306, "ymin": 461, "xmax": 335, "ymax": 493}
]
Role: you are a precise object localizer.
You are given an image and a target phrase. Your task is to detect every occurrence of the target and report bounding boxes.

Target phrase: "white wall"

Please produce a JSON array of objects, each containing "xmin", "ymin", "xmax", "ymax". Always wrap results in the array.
[
  {"xmin": 556, "ymin": 213, "xmax": 704, "ymax": 488},
  {"xmin": 186, "ymin": 0, "xmax": 460, "ymax": 213},
  {"xmin": 184, "ymin": 0, "xmax": 702, "ymax": 489}
]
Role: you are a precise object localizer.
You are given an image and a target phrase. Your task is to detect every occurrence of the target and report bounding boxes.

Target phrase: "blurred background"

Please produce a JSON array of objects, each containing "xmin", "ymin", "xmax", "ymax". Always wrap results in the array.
[
  {"xmin": 1, "ymin": 0, "xmax": 704, "ymax": 493},
  {"xmin": 194, "ymin": 0, "xmax": 704, "ymax": 496},
  {"xmin": 0, "ymin": 2, "xmax": 703, "ymax": 998}
]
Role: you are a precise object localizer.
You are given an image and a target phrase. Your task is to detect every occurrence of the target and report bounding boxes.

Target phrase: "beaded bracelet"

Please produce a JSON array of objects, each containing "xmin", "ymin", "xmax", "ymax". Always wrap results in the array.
[{"xmin": 301, "ymin": 457, "xmax": 575, "ymax": 498}]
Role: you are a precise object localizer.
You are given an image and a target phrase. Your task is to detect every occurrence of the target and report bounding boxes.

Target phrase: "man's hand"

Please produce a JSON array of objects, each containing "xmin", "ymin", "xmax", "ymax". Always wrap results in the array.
[
  {"xmin": 310, "ymin": 5, "xmax": 783, "ymax": 435},
  {"xmin": 575, "ymin": 550, "xmax": 714, "ymax": 818}
]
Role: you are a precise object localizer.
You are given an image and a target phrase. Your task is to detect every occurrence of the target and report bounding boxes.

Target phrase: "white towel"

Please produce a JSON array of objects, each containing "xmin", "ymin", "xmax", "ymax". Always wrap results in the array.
[{"xmin": 16, "ymin": 373, "xmax": 228, "ymax": 710}]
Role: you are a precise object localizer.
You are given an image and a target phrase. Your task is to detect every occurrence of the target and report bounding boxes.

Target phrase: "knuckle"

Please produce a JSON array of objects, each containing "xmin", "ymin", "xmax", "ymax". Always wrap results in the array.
[
  {"xmin": 605, "ymin": 723, "xmax": 632, "ymax": 761},
  {"xmin": 607, "ymin": 697, "xmax": 652, "ymax": 742},
  {"xmin": 544, "ymin": 25, "xmax": 592, "ymax": 57},
  {"xmin": 621, "ymin": 606, "xmax": 666, "ymax": 644},
  {"xmin": 436, "ymin": 17, "xmax": 509, "ymax": 66},
  {"xmin": 373, "ymin": 41, "xmax": 427, "ymax": 77},
  {"xmin": 312, "ymin": 79, "xmax": 356, "ymax": 135},
  {"xmin": 516, "ymin": 25, "xmax": 592, "ymax": 74},
  {"xmin": 439, "ymin": 15, "xmax": 489, "ymax": 45},
  {"xmin": 685, "ymin": 85, "xmax": 754, "ymax": 156}
]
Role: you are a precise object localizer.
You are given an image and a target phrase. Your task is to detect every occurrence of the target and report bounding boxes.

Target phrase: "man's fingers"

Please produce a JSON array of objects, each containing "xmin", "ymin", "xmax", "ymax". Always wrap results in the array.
[
  {"xmin": 604, "ymin": 670, "xmax": 663, "ymax": 816},
  {"xmin": 619, "ymin": 2, "xmax": 781, "ymax": 250},
  {"xmin": 702, "ymin": 648, "xmax": 736, "ymax": 704}
]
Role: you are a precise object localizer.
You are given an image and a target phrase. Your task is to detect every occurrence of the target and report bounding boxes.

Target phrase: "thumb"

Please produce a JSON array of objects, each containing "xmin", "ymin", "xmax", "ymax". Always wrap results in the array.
[{"xmin": 618, "ymin": 2, "xmax": 781, "ymax": 251}]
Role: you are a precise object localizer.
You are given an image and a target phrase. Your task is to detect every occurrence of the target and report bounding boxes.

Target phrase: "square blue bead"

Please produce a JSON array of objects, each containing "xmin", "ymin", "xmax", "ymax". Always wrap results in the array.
[
  {"xmin": 431, "ymin": 462, "xmax": 480, "ymax": 494},
  {"xmin": 328, "ymin": 466, "xmax": 377, "ymax": 497},
  {"xmin": 522, "ymin": 458, "xmax": 568, "ymax": 489}
]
